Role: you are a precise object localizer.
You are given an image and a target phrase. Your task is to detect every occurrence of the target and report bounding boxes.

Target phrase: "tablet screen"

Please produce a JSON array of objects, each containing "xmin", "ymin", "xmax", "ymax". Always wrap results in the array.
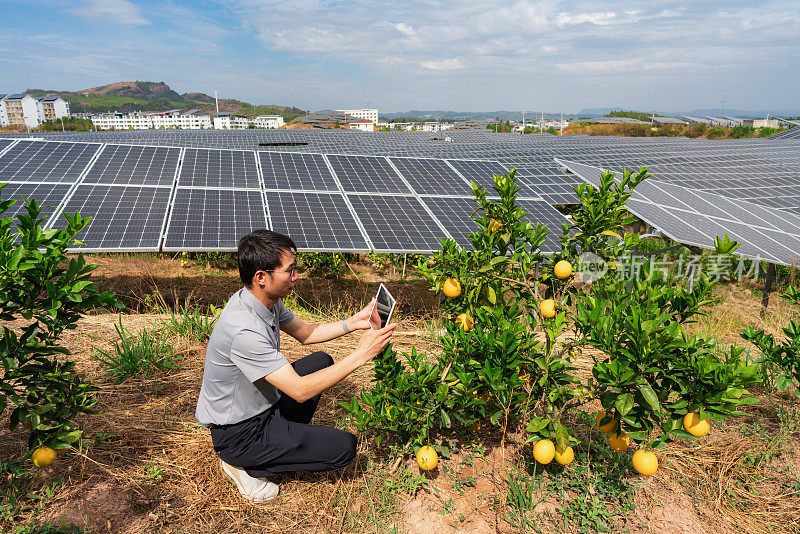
[{"xmin": 371, "ymin": 283, "xmax": 396, "ymax": 329}]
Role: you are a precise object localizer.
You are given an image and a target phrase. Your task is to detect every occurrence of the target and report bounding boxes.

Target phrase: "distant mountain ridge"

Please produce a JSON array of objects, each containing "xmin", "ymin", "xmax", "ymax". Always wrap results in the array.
[
  {"xmin": 23, "ymin": 81, "xmax": 306, "ymax": 120},
  {"xmin": 383, "ymin": 108, "xmax": 800, "ymax": 121}
]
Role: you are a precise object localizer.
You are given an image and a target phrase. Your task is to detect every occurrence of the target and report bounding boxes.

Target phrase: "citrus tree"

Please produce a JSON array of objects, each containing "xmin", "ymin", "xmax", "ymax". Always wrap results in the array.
[
  {"xmin": 570, "ymin": 169, "xmax": 760, "ymax": 451},
  {"xmin": 0, "ymin": 188, "xmax": 122, "ymax": 462},
  {"xmin": 741, "ymin": 286, "xmax": 800, "ymax": 407},
  {"xmin": 342, "ymin": 170, "xmax": 583, "ymax": 454}
]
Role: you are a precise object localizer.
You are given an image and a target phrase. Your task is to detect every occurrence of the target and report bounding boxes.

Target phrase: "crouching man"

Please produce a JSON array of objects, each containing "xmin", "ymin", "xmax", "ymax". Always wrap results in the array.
[{"xmin": 195, "ymin": 230, "xmax": 396, "ymax": 502}]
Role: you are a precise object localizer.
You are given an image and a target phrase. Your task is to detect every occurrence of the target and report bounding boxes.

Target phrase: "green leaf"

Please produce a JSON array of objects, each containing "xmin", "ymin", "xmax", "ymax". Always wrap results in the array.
[
  {"xmin": 638, "ymin": 383, "xmax": 661, "ymax": 413},
  {"xmin": 615, "ymin": 393, "xmax": 634, "ymax": 416}
]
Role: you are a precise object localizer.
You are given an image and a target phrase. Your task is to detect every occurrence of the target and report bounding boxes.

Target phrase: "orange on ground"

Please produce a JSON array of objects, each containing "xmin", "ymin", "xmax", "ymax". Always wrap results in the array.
[
  {"xmin": 533, "ymin": 439, "xmax": 556, "ymax": 464},
  {"xmin": 595, "ymin": 411, "xmax": 617, "ymax": 433},
  {"xmin": 442, "ymin": 278, "xmax": 462, "ymax": 298},
  {"xmin": 32, "ymin": 446, "xmax": 57, "ymax": 468},
  {"xmin": 416, "ymin": 446, "xmax": 438, "ymax": 471},
  {"xmin": 456, "ymin": 313, "xmax": 473, "ymax": 331},
  {"xmin": 554, "ymin": 446, "xmax": 574, "ymax": 465},
  {"xmin": 608, "ymin": 432, "xmax": 630, "ymax": 452},
  {"xmin": 554, "ymin": 260, "xmax": 573, "ymax": 279},
  {"xmin": 539, "ymin": 299, "xmax": 556, "ymax": 319},
  {"xmin": 683, "ymin": 412, "xmax": 710, "ymax": 437},
  {"xmin": 632, "ymin": 449, "xmax": 658, "ymax": 476}
]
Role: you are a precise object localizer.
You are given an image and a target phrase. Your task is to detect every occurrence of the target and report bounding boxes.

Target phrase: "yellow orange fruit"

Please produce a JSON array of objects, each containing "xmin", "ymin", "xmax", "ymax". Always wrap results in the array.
[
  {"xmin": 488, "ymin": 219, "xmax": 502, "ymax": 233},
  {"xmin": 554, "ymin": 446, "xmax": 574, "ymax": 465},
  {"xmin": 442, "ymin": 278, "xmax": 462, "ymax": 298},
  {"xmin": 608, "ymin": 432, "xmax": 630, "ymax": 452},
  {"xmin": 554, "ymin": 260, "xmax": 573, "ymax": 280},
  {"xmin": 595, "ymin": 411, "xmax": 617, "ymax": 433},
  {"xmin": 632, "ymin": 449, "xmax": 658, "ymax": 476},
  {"xmin": 32, "ymin": 446, "xmax": 57, "ymax": 468},
  {"xmin": 539, "ymin": 299, "xmax": 556, "ymax": 319},
  {"xmin": 456, "ymin": 313, "xmax": 473, "ymax": 331},
  {"xmin": 683, "ymin": 412, "xmax": 710, "ymax": 437},
  {"xmin": 533, "ymin": 439, "xmax": 556, "ymax": 465},
  {"xmin": 416, "ymin": 446, "xmax": 439, "ymax": 471}
]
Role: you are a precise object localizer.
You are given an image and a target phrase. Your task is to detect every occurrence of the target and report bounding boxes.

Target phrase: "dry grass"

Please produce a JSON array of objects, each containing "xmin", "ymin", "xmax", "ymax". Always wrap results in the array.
[{"xmin": 2, "ymin": 259, "xmax": 800, "ymax": 533}]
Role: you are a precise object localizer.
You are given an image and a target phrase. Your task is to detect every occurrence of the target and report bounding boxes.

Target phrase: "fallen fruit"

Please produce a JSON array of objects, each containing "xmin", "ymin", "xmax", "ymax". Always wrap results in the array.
[
  {"xmin": 554, "ymin": 260, "xmax": 573, "ymax": 279},
  {"xmin": 608, "ymin": 432, "xmax": 630, "ymax": 452},
  {"xmin": 456, "ymin": 313, "xmax": 474, "ymax": 331},
  {"xmin": 32, "ymin": 446, "xmax": 57, "ymax": 468},
  {"xmin": 595, "ymin": 411, "xmax": 617, "ymax": 433},
  {"xmin": 554, "ymin": 446, "xmax": 574, "ymax": 465},
  {"xmin": 683, "ymin": 412, "xmax": 710, "ymax": 437},
  {"xmin": 442, "ymin": 278, "xmax": 462, "ymax": 298},
  {"xmin": 533, "ymin": 439, "xmax": 556, "ymax": 464},
  {"xmin": 539, "ymin": 299, "xmax": 556, "ymax": 319},
  {"xmin": 632, "ymin": 449, "xmax": 658, "ymax": 476},
  {"xmin": 416, "ymin": 446, "xmax": 438, "ymax": 471}
]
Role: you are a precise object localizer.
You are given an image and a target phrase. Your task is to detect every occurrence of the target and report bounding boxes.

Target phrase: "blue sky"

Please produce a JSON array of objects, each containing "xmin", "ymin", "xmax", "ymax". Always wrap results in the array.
[{"xmin": 1, "ymin": 0, "xmax": 798, "ymax": 113}]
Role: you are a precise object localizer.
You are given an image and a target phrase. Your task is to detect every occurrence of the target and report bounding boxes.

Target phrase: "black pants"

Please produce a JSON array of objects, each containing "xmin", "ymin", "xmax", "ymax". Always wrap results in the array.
[{"xmin": 210, "ymin": 351, "xmax": 357, "ymax": 478}]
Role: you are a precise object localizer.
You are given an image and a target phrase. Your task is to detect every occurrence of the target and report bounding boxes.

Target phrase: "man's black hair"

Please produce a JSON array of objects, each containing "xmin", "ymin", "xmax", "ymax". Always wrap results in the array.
[{"xmin": 238, "ymin": 230, "xmax": 297, "ymax": 287}]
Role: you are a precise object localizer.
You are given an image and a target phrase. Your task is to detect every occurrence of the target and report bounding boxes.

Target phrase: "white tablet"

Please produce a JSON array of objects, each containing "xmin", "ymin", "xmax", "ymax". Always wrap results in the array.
[{"xmin": 370, "ymin": 283, "xmax": 397, "ymax": 329}]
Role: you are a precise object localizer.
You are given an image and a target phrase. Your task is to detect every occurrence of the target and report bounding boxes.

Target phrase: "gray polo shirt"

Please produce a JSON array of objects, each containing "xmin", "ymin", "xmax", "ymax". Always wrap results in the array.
[{"xmin": 195, "ymin": 287, "xmax": 296, "ymax": 426}]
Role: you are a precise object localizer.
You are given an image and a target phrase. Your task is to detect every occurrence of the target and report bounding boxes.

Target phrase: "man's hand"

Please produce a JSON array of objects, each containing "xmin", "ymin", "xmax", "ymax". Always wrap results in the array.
[
  {"xmin": 347, "ymin": 298, "xmax": 376, "ymax": 331},
  {"xmin": 352, "ymin": 322, "xmax": 396, "ymax": 365}
]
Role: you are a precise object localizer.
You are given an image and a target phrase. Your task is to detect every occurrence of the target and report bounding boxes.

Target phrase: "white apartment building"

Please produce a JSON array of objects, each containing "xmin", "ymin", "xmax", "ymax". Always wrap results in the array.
[
  {"xmin": 34, "ymin": 96, "xmax": 70, "ymax": 122},
  {"xmin": 336, "ymin": 108, "xmax": 378, "ymax": 124},
  {"xmin": 253, "ymin": 115, "xmax": 285, "ymax": 128},
  {"xmin": 0, "ymin": 94, "xmax": 43, "ymax": 129},
  {"xmin": 212, "ymin": 113, "xmax": 251, "ymax": 129},
  {"xmin": 348, "ymin": 119, "xmax": 375, "ymax": 132},
  {"xmin": 92, "ymin": 110, "xmax": 213, "ymax": 130},
  {"xmin": 420, "ymin": 122, "xmax": 453, "ymax": 132}
]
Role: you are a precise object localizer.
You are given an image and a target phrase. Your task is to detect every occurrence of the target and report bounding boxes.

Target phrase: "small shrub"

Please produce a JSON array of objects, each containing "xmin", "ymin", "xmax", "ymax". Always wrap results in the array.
[
  {"xmin": 160, "ymin": 303, "xmax": 220, "ymax": 343},
  {"xmin": 91, "ymin": 319, "xmax": 179, "ymax": 383},
  {"xmin": 298, "ymin": 252, "xmax": 350, "ymax": 278},
  {"xmin": 0, "ymin": 190, "xmax": 122, "ymax": 454}
]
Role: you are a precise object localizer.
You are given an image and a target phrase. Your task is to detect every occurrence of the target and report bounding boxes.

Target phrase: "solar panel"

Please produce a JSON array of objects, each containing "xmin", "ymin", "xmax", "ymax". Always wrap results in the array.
[
  {"xmin": 346, "ymin": 194, "xmax": 445, "ymax": 252},
  {"xmin": 178, "ymin": 148, "xmax": 260, "ymax": 188},
  {"xmin": 83, "ymin": 145, "xmax": 180, "ymax": 186},
  {"xmin": 0, "ymin": 141, "xmax": 99, "ymax": 183},
  {"xmin": 0, "ymin": 183, "xmax": 72, "ymax": 230},
  {"xmin": 559, "ymin": 159, "xmax": 800, "ymax": 266},
  {"xmin": 327, "ymin": 155, "xmax": 411, "ymax": 193},
  {"xmin": 163, "ymin": 188, "xmax": 267, "ymax": 250},
  {"xmin": 388, "ymin": 157, "xmax": 473, "ymax": 196},
  {"xmin": 421, "ymin": 196, "xmax": 566, "ymax": 252},
  {"xmin": 259, "ymin": 152, "xmax": 338, "ymax": 191},
  {"xmin": 266, "ymin": 191, "xmax": 369, "ymax": 251},
  {"xmin": 54, "ymin": 185, "xmax": 172, "ymax": 251},
  {"xmin": 446, "ymin": 160, "xmax": 509, "ymax": 190}
]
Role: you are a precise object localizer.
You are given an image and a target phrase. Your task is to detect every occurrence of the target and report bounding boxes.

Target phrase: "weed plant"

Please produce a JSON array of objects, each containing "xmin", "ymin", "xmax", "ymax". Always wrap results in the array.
[
  {"xmin": 159, "ymin": 304, "xmax": 219, "ymax": 343},
  {"xmin": 91, "ymin": 318, "xmax": 179, "ymax": 383}
]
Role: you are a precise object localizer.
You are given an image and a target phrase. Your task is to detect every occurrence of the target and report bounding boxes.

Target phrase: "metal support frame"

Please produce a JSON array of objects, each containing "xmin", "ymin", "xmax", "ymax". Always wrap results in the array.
[{"xmin": 760, "ymin": 262, "xmax": 777, "ymax": 318}]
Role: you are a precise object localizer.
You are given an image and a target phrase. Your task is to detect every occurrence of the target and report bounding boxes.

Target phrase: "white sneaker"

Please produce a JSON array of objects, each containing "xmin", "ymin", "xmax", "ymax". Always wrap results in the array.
[{"xmin": 220, "ymin": 460, "xmax": 279, "ymax": 503}]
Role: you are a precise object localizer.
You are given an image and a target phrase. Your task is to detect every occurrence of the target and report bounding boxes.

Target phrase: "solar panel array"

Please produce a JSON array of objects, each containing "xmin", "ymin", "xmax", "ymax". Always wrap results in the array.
[
  {"xmin": 1, "ymin": 128, "xmax": 800, "ymax": 262},
  {"xmin": 559, "ymin": 160, "xmax": 800, "ymax": 266}
]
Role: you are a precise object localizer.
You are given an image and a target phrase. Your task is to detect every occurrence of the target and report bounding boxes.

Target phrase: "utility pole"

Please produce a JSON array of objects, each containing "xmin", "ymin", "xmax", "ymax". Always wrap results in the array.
[
  {"xmin": 560, "ymin": 112, "xmax": 564, "ymax": 135},
  {"xmin": 522, "ymin": 108, "xmax": 527, "ymax": 130},
  {"xmin": 720, "ymin": 96, "xmax": 727, "ymax": 116},
  {"xmin": 540, "ymin": 108, "xmax": 544, "ymax": 132},
  {"xmin": 59, "ymin": 116, "xmax": 65, "ymax": 132},
  {"xmin": 215, "ymin": 91, "xmax": 219, "ymax": 114}
]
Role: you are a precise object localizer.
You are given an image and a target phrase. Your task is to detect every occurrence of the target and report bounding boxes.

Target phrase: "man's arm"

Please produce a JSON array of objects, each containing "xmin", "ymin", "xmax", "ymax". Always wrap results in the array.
[
  {"xmin": 265, "ymin": 322, "xmax": 396, "ymax": 403},
  {"xmin": 281, "ymin": 298, "xmax": 375, "ymax": 344}
]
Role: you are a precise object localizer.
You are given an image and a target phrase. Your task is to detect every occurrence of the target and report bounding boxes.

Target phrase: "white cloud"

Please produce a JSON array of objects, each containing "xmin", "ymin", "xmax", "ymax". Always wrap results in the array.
[
  {"xmin": 556, "ymin": 11, "xmax": 617, "ymax": 27},
  {"xmin": 67, "ymin": 0, "xmax": 150, "ymax": 26},
  {"xmin": 420, "ymin": 58, "xmax": 464, "ymax": 71},
  {"xmin": 393, "ymin": 22, "xmax": 416, "ymax": 36}
]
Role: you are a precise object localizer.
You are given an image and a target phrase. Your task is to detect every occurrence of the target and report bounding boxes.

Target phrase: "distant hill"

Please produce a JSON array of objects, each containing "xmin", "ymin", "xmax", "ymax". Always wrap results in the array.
[{"xmin": 24, "ymin": 81, "xmax": 307, "ymax": 121}]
